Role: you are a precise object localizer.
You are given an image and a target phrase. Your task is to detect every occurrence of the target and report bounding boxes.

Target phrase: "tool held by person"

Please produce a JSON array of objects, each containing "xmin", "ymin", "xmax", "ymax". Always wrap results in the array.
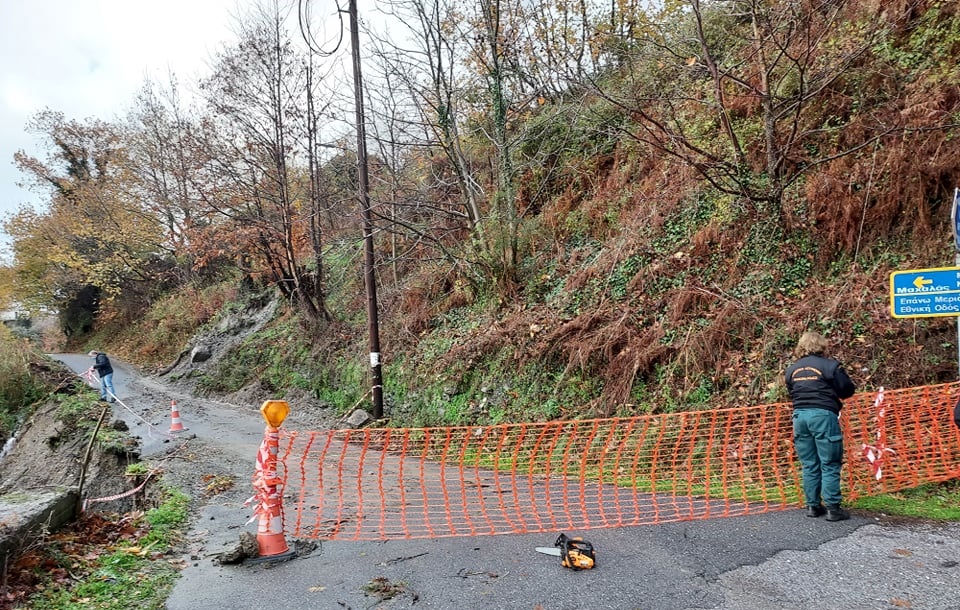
[{"xmin": 535, "ymin": 533, "xmax": 596, "ymax": 570}]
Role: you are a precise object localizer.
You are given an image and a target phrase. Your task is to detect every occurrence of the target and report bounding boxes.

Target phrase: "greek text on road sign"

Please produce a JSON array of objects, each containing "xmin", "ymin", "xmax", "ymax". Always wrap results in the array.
[{"xmin": 890, "ymin": 267, "xmax": 960, "ymax": 318}]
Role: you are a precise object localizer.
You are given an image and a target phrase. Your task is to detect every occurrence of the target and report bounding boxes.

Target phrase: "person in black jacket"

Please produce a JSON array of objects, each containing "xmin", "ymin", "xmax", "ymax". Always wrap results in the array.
[
  {"xmin": 87, "ymin": 350, "xmax": 116, "ymax": 403},
  {"xmin": 785, "ymin": 331, "xmax": 856, "ymax": 521}
]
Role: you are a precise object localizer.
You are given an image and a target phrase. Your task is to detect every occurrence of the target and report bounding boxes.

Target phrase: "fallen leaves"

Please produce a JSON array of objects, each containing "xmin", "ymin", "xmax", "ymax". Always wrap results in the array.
[
  {"xmin": 361, "ymin": 576, "xmax": 418, "ymax": 603},
  {"xmin": 1, "ymin": 511, "xmax": 153, "ymax": 605},
  {"xmin": 114, "ymin": 540, "xmax": 159, "ymax": 557},
  {"xmin": 201, "ymin": 473, "xmax": 236, "ymax": 497}
]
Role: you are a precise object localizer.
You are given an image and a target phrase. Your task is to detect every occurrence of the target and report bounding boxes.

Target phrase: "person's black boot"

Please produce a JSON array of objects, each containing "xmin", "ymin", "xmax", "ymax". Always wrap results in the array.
[
  {"xmin": 806, "ymin": 505, "xmax": 826, "ymax": 518},
  {"xmin": 825, "ymin": 505, "xmax": 850, "ymax": 521}
]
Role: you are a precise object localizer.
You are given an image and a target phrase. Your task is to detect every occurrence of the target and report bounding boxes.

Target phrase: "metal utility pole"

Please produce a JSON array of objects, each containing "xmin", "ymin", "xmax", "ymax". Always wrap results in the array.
[{"xmin": 349, "ymin": 0, "xmax": 384, "ymax": 418}]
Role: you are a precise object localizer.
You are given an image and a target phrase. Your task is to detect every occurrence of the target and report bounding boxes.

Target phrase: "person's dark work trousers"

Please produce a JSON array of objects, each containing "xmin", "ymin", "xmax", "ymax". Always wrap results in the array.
[{"xmin": 792, "ymin": 407, "xmax": 844, "ymax": 507}]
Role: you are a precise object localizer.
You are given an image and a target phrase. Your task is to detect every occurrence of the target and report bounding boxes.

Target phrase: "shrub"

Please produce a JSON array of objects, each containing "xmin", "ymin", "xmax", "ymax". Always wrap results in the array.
[{"xmin": 0, "ymin": 327, "xmax": 48, "ymax": 436}]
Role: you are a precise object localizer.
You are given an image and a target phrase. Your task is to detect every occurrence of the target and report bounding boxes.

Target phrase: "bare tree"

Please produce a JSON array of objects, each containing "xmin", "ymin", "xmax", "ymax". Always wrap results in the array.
[
  {"xmin": 477, "ymin": 0, "xmax": 521, "ymax": 279},
  {"xmin": 370, "ymin": 0, "xmax": 485, "ymax": 228},
  {"xmin": 197, "ymin": 0, "xmax": 331, "ymax": 321},
  {"xmin": 601, "ymin": 0, "xmax": 904, "ymax": 214},
  {"xmin": 125, "ymin": 76, "xmax": 201, "ymax": 265},
  {"xmin": 368, "ymin": 0, "xmax": 561, "ymax": 286}
]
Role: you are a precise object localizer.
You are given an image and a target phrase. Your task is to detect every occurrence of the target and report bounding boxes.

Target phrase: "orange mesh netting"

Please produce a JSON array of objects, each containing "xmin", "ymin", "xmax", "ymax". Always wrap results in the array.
[{"xmin": 277, "ymin": 383, "xmax": 960, "ymax": 541}]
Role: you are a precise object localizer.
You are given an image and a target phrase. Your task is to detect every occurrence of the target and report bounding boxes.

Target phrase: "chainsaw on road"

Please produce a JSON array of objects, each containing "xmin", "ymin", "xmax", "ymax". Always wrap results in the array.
[{"xmin": 535, "ymin": 533, "xmax": 596, "ymax": 570}]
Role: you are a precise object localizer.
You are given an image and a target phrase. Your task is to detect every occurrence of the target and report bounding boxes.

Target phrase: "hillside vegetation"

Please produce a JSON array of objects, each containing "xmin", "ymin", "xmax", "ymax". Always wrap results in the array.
[{"xmin": 3, "ymin": 0, "xmax": 960, "ymax": 427}]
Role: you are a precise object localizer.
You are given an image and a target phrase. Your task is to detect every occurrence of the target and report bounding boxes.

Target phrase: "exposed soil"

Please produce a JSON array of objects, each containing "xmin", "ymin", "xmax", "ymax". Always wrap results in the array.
[
  {"xmin": 0, "ymin": 402, "xmax": 137, "ymax": 508},
  {"xmin": 0, "ymin": 296, "xmax": 344, "ymax": 605},
  {"xmin": 0, "ymin": 355, "xmax": 142, "ymax": 516}
]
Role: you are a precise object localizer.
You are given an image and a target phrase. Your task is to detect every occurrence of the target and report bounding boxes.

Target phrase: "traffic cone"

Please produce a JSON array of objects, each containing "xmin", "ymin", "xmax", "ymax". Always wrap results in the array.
[
  {"xmin": 168, "ymin": 400, "xmax": 186, "ymax": 433},
  {"xmin": 247, "ymin": 421, "xmax": 295, "ymax": 563},
  {"xmin": 256, "ymin": 502, "xmax": 290, "ymax": 557}
]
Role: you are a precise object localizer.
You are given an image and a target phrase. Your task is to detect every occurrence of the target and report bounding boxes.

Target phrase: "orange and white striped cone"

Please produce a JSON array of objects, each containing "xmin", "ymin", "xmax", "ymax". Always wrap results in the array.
[
  {"xmin": 256, "ymin": 494, "xmax": 289, "ymax": 557},
  {"xmin": 246, "ymin": 425, "xmax": 294, "ymax": 563},
  {"xmin": 168, "ymin": 400, "xmax": 186, "ymax": 433}
]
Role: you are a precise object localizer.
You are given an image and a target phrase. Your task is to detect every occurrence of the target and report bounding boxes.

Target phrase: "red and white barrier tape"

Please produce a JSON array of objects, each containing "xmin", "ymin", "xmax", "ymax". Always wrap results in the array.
[
  {"xmin": 80, "ymin": 371, "xmax": 178, "ymax": 441},
  {"xmin": 861, "ymin": 387, "xmax": 895, "ymax": 480},
  {"xmin": 83, "ymin": 472, "xmax": 154, "ymax": 511},
  {"xmin": 80, "ymin": 436, "xmax": 194, "ymax": 512},
  {"xmin": 244, "ymin": 427, "xmax": 283, "ymax": 527}
]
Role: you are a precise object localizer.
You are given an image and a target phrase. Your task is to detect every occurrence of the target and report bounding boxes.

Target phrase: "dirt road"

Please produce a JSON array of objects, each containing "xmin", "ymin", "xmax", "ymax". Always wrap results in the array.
[{"xmin": 54, "ymin": 355, "xmax": 960, "ymax": 610}]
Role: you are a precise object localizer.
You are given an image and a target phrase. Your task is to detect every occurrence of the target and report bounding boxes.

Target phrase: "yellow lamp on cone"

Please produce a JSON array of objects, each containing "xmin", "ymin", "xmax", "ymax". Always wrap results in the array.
[{"xmin": 260, "ymin": 400, "xmax": 290, "ymax": 428}]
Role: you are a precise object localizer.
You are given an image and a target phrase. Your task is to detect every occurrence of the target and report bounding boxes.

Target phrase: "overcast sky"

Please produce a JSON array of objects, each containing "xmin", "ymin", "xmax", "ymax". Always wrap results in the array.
[{"xmin": 0, "ymin": 0, "xmax": 243, "ymax": 258}]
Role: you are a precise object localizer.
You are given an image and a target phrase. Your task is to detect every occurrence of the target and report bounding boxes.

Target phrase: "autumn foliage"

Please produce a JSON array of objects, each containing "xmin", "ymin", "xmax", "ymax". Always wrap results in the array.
[{"xmin": 2, "ymin": 0, "xmax": 960, "ymax": 420}]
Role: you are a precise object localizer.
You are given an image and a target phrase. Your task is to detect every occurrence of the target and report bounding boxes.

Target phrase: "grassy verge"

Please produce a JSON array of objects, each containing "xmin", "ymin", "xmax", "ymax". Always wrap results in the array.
[
  {"xmin": 0, "ymin": 327, "xmax": 50, "ymax": 437},
  {"xmin": 9, "ymin": 487, "xmax": 190, "ymax": 610},
  {"xmin": 852, "ymin": 480, "xmax": 960, "ymax": 520}
]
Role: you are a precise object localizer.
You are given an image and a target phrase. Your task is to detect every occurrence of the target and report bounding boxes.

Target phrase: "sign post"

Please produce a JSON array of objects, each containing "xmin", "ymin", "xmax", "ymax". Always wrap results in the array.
[
  {"xmin": 892, "ymin": 188, "xmax": 960, "ymax": 378},
  {"xmin": 953, "ymin": 187, "xmax": 960, "ymax": 378}
]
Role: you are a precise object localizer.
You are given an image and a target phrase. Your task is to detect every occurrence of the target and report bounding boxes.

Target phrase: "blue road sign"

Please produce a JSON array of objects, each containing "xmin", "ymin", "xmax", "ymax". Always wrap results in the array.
[{"xmin": 890, "ymin": 267, "xmax": 960, "ymax": 318}]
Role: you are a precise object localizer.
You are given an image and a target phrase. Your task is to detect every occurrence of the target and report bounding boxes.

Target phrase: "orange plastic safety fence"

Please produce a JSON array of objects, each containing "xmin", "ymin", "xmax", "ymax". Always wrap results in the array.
[{"xmin": 277, "ymin": 383, "xmax": 960, "ymax": 540}]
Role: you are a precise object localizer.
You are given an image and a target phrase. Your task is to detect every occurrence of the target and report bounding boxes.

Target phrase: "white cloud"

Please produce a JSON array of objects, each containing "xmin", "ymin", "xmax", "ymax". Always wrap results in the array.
[{"xmin": 1, "ymin": 80, "xmax": 36, "ymax": 115}]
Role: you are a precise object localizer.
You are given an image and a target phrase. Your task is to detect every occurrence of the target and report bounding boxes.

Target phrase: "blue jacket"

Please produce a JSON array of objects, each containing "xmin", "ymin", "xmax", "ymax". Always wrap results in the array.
[
  {"xmin": 92, "ymin": 352, "xmax": 113, "ymax": 378},
  {"xmin": 785, "ymin": 353, "xmax": 855, "ymax": 414}
]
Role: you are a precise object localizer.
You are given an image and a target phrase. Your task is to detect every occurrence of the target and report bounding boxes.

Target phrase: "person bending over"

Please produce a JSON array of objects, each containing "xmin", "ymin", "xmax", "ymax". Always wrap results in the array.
[{"xmin": 88, "ymin": 350, "xmax": 116, "ymax": 403}]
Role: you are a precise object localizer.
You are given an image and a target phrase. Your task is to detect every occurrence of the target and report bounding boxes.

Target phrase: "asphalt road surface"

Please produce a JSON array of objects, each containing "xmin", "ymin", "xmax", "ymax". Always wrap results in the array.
[{"xmin": 52, "ymin": 354, "xmax": 960, "ymax": 610}]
